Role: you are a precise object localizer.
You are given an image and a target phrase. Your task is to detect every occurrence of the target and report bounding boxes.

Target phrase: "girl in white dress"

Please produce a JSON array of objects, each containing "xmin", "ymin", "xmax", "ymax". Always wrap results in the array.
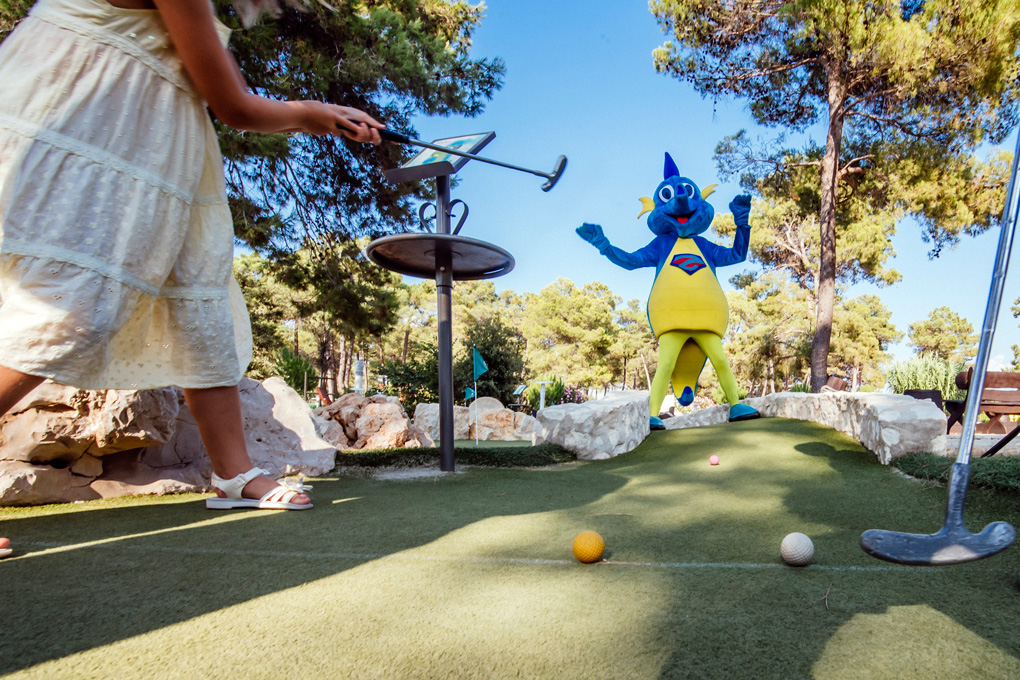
[{"xmin": 0, "ymin": 0, "xmax": 384, "ymax": 554}]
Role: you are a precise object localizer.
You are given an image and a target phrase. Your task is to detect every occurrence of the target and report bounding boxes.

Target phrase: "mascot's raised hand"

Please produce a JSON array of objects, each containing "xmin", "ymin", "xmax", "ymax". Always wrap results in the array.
[{"xmin": 575, "ymin": 152, "xmax": 761, "ymax": 429}]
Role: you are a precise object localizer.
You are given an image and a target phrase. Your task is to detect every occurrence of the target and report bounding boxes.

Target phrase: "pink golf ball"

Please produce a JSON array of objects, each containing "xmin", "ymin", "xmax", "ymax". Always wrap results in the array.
[{"xmin": 709, "ymin": 455, "xmax": 720, "ymax": 466}]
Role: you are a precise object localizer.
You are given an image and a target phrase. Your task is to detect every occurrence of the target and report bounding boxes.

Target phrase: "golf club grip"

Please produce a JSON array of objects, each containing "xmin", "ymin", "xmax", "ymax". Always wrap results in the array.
[
  {"xmin": 333, "ymin": 124, "xmax": 411, "ymax": 145},
  {"xmin": 379, "ymin": 129, "xmax": 413, "ymax": 144}
]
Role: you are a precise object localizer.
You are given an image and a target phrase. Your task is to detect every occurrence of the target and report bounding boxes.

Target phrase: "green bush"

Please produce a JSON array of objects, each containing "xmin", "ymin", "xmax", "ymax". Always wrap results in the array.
[
  {"xmin": 333, "ymin": 443, "xmax": 575, "ymax": 469},
  {"xmin": 377, "ymin": 342, "xmax": 439, "ymax": 416},
  {"xmin": 523, "ymin": 377, "xmax": 586, "ymax": 413},
  {"xmin": 857, "ymin": 385, "xmax": 878, "ymax": 393},
  {"xmin": 886, "ymin": 353, "xmax": 966, "ymax": 401},
  {"xmin": 788, "ymin": 383, "xmax": 811, "ymax": 393},
  {"xmin": 274, "ymin": 347, "xmax": 316, "ymax": 393}
]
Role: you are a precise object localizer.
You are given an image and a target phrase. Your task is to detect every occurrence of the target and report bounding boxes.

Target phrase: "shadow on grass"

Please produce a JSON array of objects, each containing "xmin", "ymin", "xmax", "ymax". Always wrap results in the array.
[{"xmin": 0, "ymin": 465, "xmax": 626, "ymax": 674}]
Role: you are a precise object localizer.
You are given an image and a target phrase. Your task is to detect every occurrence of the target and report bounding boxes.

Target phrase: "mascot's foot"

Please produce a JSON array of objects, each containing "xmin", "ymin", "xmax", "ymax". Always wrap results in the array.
[
  {"xmin": 650, "ymin": 416, "xmax": 666, "ymax": 431},
  {"xmin": 678, "ymin": 386, "xmax": 695, "ymax": 407},
  {"xmin": 728, "ymin": 404, "xmax": 760, "ymax": 423}
]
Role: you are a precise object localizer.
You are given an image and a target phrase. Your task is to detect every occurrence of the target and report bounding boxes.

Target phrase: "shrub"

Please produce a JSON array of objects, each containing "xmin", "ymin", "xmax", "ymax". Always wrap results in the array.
[
  {"xmin": 377, "ymin": 342, "xmax": 439, "ymax": 416},
  {"xmin": 886, "ymin": 354, "xmax": 966, "ymax": 401},
  {"xmin": 274, "ymin": 347, "xmax": 316, "ymax": 393},
  {"xmin": 524, "ymin": 377, "xmax": 587, "ymax": 412},
  {"xmin": 788, "ymin": 383, "xmax": 811, "ymax": 393}
]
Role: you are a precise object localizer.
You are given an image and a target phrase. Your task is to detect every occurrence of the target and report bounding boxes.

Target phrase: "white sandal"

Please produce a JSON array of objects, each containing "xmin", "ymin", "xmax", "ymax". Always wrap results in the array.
[{"xmin": 205, "ymin": 467, "xmax": 313, "ymax": 510}]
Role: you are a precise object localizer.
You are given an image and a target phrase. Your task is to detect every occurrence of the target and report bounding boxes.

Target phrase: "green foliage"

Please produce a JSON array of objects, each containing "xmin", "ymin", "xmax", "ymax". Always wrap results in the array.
[
  {"xmin": 233, "ymin": 254, "xmax": 292, "ymax": 380},
  {"xmin": 723, "ymin": 271, "xmax": 814, "ymax": 394},
  {"xmin": 334, "ymin": 443, "xmax": 575, "ymax": 469},
  {"xmin": 857, "ymin": 385, "xmax": 878, "ymax": 393},
  {"xmin": 788, "ymin": 384, "xmax": 812, "ymax": 393},
  {"xmin": 209, "ymin": 0, "xmax": 505, "ymax": 260},
  {"xmin": 908, "ymin": 306, "xmax": 978, "ymax": 363},
  {"xmin": 522, "ymin": 278, "xmax": 619, "ymax": 387},
  {"xmin": 454, "ymin": 315, "xmax": 526, "ymax": 407},
  {"xmin": 652, "ymin": 0, "xmax": 1020, "ymax": 389},
  {"xmin": 274, "ymin": 347, "xmax": 316, "ymax": 392},
  {"xmin": 378, "ymin": 341, "xmax": 439, "ymax": 416},
  {"xmin": 886, "ymin": 354, "xmax": 966, "ymax": 401},
  {"xmin": 523, "ymin": 377, "xmax": 587, "ymax": 413},
  {"xmin": 892, "ymin": 453, "xmax": 1020, "ymax": 495}
]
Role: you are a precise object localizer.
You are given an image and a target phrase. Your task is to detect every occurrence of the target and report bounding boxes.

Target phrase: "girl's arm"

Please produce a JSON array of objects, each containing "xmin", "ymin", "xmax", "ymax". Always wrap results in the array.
[{"xmin": 153, "ymin": 0, "xmax": 382, "ymax": 142}]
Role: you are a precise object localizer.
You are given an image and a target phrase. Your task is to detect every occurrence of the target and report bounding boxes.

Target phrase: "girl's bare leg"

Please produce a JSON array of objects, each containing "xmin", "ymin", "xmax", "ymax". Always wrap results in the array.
[
  {"xmin": 0, "ymin": 366, "xmax": 46, "ymax": 554},
  {"xmin": 0, "ymin": 365, "xmax": 45, "ymax": 417},
  {"xmin": 182, "ymin": 385, "xmax": 309, "ymax": 505}
]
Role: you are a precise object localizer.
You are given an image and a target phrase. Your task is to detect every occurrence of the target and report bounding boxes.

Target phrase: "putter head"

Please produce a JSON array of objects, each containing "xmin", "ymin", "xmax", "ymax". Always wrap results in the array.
[
  {"xmin": 860, "ymin": 521, "xmax": 1015, "ymax": 566},
  {"xmin": 541, "ymin": 155, "xmax": 567, "ymax": 192}
]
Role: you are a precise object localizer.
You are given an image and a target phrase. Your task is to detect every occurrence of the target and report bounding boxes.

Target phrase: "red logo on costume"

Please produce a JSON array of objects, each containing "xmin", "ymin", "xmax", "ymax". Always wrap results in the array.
[{"xmin": 670, "ymin": 253, "xmax": 707, "ymax": 275}]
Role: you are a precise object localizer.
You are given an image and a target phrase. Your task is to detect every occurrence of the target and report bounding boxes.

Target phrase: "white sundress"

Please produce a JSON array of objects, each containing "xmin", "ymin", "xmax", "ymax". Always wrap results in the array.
[{"xmin": 0, "ymin": 0, "xmax": 252, "ymax": 390}]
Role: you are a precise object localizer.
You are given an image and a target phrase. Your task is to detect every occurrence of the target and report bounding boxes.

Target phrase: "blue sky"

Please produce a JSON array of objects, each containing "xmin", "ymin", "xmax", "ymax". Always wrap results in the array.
[{"xmin": 404, "ymin": 0, "xmax": 1020, "ymax": 370}]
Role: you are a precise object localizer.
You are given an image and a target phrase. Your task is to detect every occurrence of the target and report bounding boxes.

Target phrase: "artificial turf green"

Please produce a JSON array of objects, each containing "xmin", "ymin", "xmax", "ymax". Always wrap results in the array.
[{"xmin": 2, "ymin": 418, "xmax": 1020, "ymax": 679}]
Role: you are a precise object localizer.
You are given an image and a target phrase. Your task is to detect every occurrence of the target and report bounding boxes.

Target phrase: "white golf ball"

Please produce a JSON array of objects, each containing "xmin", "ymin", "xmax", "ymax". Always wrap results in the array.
[{"xmin": 780, "ymin": 532, "xmax": 814, "ymax": 566}]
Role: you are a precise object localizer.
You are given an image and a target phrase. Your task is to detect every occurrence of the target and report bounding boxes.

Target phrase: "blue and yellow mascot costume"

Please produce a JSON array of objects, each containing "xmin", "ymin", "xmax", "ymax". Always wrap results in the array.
[{"xmin": 577, "ymin": 152, "xmax": 760, "ymax": 430}]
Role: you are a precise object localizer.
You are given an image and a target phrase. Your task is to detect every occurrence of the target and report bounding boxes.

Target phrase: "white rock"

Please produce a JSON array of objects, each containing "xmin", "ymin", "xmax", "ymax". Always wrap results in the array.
[{"xmin": 533, "ymin": 390, "xmax": 648, "ymax": 460}]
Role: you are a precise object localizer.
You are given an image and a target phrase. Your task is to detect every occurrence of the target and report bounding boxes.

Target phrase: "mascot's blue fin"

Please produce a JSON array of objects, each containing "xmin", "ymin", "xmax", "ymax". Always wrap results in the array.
[
  {"xmin": 670, "ymin": 339, "xmax": 706, "ymax": 406},
  {"xmin": 664, "ymin": 152, "xmax": 679, "ymax": 180}
]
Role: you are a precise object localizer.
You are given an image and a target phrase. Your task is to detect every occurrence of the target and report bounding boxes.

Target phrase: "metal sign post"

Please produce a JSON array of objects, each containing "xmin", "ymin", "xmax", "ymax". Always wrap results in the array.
[{"xmin": 366, "ymin": 133, "xmax": 517, "ymax": 472}]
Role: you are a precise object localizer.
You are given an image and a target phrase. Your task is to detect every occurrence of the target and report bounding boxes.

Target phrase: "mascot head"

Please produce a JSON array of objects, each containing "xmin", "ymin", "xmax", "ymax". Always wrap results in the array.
[{"xmin": 638, "ymin": 152, "xmax": 717, "ymax": 238}]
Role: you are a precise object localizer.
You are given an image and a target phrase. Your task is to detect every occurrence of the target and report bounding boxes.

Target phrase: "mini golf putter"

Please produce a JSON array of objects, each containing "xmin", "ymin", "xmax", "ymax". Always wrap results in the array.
[
  {"xmin": 860, "ymin": 465, "xmax": 1015, "ymax": 565},
  {"xmin": 337, "ymin": 123, "xmax": 567, "ymax": 191},
  {"xmin": 860, "ymin": 124, "xmax": 1020, "ymax": 567}
]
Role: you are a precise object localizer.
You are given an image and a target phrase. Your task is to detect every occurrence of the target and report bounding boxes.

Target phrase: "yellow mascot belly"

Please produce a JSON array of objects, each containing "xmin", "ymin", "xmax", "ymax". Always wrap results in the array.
[{"xmin": 647, "ymin": 238, "xmax": 728, "ymax": 338}]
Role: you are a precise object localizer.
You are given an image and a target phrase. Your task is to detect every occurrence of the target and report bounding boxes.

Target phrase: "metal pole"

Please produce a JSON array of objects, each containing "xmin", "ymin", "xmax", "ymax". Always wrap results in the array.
[
  {"xmin": 955, "ymin": 133, "xmax": 1020, "ymax": 466},
  {"xmin": 435, "ymin": 175, "xmax": 456, "ymax": 472}
]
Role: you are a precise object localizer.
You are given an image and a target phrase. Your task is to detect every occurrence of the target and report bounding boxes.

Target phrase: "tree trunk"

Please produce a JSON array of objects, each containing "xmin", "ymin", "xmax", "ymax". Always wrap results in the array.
[
  {"xmin": 811, "ymin": 68, "xmax": 846, "ymax": 392},
  {"xmin": 639, "ymin": 350, "xmax": 653, "ymax": 391},
  {"xmin": 402, "ymin": 329, "xmax": 410, "ymax": 363}
]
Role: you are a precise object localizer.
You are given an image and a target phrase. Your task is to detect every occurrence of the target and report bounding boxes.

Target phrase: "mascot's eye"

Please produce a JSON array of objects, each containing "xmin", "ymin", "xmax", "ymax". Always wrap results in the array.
[
  {"xmin": 681, "ymin": 183, "xmax": 695, "ymax": 197},
  {"xmin": 658, "ymin": 186, "xmax": 674, "ymax": 202}
]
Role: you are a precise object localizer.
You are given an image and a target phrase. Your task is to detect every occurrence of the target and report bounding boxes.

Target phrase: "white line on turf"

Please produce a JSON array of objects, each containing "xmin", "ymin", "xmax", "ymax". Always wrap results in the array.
[{"xmin": 13, "ymin": 541, "xmax": 928, "ymax": 571}]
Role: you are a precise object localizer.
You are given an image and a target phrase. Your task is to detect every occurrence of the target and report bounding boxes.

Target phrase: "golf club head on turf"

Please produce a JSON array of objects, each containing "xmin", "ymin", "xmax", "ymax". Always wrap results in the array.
[
  {"xmin": 541, "ymin": 155, "xmax": 567, "ymax": 192},
  {"xmin": 860, "ymin": 521, "xmax": 1015, "ymax": 566},
  {"xmin": 861, "ymin": 461, "xmax": 1016, "ymax": 565}
]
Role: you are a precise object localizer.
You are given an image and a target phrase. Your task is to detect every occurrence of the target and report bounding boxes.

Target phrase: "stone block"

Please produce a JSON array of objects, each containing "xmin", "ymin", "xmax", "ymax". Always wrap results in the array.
[{"xmin": 533, "ymin": 390, "xmax": 648, "ymax": 460}]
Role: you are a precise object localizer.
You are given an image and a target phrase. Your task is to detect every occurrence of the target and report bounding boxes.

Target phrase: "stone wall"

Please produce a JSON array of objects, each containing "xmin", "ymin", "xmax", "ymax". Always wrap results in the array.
[
  {"xmin": 663, "ymin": 391, "xmax": 947, "ymax": 465},
  {"xmin": 533, "ymin": 390, "xmax": 648, "ymax": 460}
]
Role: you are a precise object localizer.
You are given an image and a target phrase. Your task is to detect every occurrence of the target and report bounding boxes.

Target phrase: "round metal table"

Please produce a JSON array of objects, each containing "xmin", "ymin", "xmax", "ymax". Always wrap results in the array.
[{"xmin": 365, "ymin": 233, "xmax": 515, "ymax": 281}]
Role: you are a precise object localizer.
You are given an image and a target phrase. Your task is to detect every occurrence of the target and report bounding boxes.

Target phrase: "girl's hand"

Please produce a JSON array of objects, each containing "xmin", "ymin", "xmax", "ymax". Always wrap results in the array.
[{"xmin": 292, "ymin": 101, "xmax": 383, "ymax": 144}]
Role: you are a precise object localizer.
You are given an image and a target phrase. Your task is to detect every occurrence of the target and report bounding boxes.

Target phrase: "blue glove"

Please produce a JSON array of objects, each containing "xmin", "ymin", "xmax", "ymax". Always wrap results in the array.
[
  {"xmin": 730, "ymin": 195, "xmax": 751, "ymax": 228},
  {"xmin": 576, "ymin": 223, "xmax": 605, "ymax": 245}
]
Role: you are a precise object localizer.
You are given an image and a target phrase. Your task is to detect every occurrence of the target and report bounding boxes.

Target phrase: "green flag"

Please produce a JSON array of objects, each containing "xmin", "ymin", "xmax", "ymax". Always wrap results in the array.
[
  {"xmin": 465, "ymin": 386, "xmax": 475, "ymax": 401},
  {"xmin": 472, "ymin": 347, "xmax": 488, "ymax": 381}
]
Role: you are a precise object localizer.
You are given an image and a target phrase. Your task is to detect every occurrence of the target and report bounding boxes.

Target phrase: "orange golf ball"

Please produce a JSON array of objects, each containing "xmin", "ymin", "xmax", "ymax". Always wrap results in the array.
[{"xmin": 572, "ymin": 531, "xmax": 605, "ymax": 563}]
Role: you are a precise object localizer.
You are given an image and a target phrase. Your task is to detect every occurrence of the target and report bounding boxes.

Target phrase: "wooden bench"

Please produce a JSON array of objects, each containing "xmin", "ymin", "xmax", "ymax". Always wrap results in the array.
[{"xmin": 944, "ymin": 368, "xmax": 1020, "ymax": 457}]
